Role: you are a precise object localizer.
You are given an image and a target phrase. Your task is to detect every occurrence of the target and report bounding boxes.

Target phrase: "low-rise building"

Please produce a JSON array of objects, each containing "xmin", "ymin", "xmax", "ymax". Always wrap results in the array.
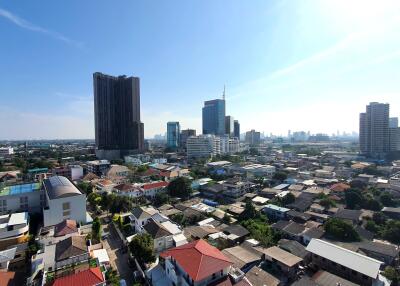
[
  {"xmin": 306, "ymin": 239, "xmax": 383, "ymax": 285},
  {"xmin": 0, "ymin": 212, "xmax": 29, "ymax": 251},
  {"xmin": 86, "ymin": 160, "xmax": 110, "ymax": 177},
  {"xmin": 263, "ymin": 204, "xmax": 290, "ymax": 220},
  {"xmin": 42, "ymin": 176, "xmax": 89, "ymax": 227},
  {"xmin": 160, "ymin": 239, "xmax": 233, "ymax": 286}
]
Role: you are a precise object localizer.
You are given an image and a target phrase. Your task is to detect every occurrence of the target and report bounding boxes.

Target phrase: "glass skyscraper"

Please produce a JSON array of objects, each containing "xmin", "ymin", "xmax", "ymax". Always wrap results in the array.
[
  {"xmin": 202, "ymin": 99, "xmax": 225, "ymax": 135},
  {"xmin": 167, "ymin": 121, "xmax": 180, "ymax": 148}
]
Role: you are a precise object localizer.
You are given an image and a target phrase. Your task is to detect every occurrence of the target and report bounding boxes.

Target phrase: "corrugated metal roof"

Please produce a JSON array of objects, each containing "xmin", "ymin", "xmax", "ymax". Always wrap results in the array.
[{"xmin": 306, "ymin": 239, "xmax": 382, "ymax": 279}]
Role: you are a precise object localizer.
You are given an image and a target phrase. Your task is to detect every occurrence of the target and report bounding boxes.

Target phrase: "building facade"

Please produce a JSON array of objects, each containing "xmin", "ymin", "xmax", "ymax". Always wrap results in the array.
[
  {"xmin": 245, "ymin": 130, "xmax": 261, "ymax": 146},
  {"xmin": 225, "ymin": 116, "xmax": 234, "ymax": 136},
  {"xmin": 93, "ymin": 72, "xmax": 144, "ymax": 160},
  {"xmin": 202, "ymin": 99, "xmax": 225, "ymax": 135},
  {"xmin": 167, "ymin": 122, "xmax": 180, "ymax": 149},
  {"xmin": 180, "ymin": 129, "xmax": 196, "ymax": 148},
  {"xmin": 359, "ymin": 102, "xmax": 390, "ymax": 158},
  {"xmin": 234, "ymin": 120, "xmax": 240, "ymax": 139}
]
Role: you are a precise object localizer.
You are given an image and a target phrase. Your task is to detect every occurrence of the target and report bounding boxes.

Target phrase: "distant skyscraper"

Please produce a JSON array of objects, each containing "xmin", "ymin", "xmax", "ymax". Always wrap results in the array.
[
  {"xmin": 167, "ymin": 122, "xmax": 180, "ymax": 148},
  {"xmin": 202, "ymin": 89, "xmax": 226, "ymax": 135},
  {"xmin": 234, "ymin": 120, "xmax": 240, "ymax": 139},
  {"xmin": 93, "ymin": 72, "xmax": 144, "ymax": 159},
  {"xmin": 225, "ymin": 116, "xmax": 234, "ymax": 136},
  {"xmin": 180, "ymin": 129, "xmax": 196, "ymax": 148},
  {"xmin": 389, "ymin": 117, "xmax": 399, "ymax": 128},
  {"xmin": 359, "ymin": 102, "xmax": 390, "ymax": 158},
  {"xmin": 245, "ymin": 130, "xmax": 261, "ymax": 146}
]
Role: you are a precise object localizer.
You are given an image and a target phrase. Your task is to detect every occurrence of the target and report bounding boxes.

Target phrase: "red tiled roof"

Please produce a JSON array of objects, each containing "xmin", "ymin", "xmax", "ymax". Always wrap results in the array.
[
  {"xmin": 142, "ymin": 181, "xmax": 169, "ymax": 190},
  {"xmin": 51, "ymin": 267, "xmax": 104, "ymax": 286},
  {"xmin": 54, "ymin": 219, "xmax": 78, "ymax": 237},
  {"xmin": 114, "ymin": 183, "xmax": 134, "ymax": 192},
  {"xmin": 0, "ymin": 271, "xmax": 25, "ymax": 286},
  {"xmin": 330, "ymin": 183, "xmax": 350, "ymax": 192},
  {"xmin": 159, "ymin": 171, "xmax": 171, "ymax": 177},
  {"xmin": 160, "ymin": 239, "xmax": 232, "ymax": 282}
]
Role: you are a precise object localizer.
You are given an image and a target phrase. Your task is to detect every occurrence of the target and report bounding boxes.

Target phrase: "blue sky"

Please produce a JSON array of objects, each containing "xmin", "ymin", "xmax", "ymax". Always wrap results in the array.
[{"xmin": 1, "ymin": 0, "xmax": 400, "ymax": 139}]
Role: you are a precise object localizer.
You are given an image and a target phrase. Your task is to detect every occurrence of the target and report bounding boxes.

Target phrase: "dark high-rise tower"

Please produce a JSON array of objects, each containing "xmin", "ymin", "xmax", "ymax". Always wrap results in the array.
[
  {"xmin": 93, "ymin": 72, "xmax": 144, "ymax": 159},
  {"xmin": 234, "ymin": 120, "xmax": 240, "ymax": 139}
]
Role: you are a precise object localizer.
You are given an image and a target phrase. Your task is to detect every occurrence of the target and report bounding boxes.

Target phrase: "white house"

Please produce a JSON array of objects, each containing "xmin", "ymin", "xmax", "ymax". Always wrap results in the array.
[{"xmin": 42, "ymin": 176, "xmax": 88, "ymax": 227}]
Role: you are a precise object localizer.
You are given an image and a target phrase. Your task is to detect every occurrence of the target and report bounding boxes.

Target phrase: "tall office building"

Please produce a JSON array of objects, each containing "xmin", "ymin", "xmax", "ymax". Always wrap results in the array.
[
  {"xmin": 359, "ymin": 102, "xmax": 390, "ymax": 158},
  {"xmin": 225, "ymin": 116, "xmax": 234, "ymax": 136},
  {"xmin": 234, "ymin": 120, "xmax": 240, "ymax": 139},
  {"xmin": 390, "ymin": 117, "xmax": 399, "ymax": 128},
  {"xmin": 93, "ymin": 72, "xmax": 144, "ymax": 160},
  {"xmin": 202, "ymin": 99, "xmax": 226, "ymax": 135},
  {"xmin": 167, "ymin": 122, "xmax": 180, "ymax": 148},
  {"xmin": 180, "ymin": 129, "xmax": 196, "ymax": 148},
  {"xmin": 245, "ymin": 130, "xmax": 261, "ymax": 146}
]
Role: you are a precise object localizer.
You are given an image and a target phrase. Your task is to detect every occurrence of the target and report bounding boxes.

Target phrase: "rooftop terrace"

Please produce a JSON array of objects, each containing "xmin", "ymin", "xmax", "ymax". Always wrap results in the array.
[{"xmin": 0, "ymin": 182, "xmax": 41, "ymax": 196}]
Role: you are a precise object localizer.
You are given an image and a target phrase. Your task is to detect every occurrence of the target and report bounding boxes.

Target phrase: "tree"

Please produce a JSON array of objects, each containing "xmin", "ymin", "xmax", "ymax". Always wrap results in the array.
[
  {"xmin": 241, "ymin": 219, "xmax": 280, "ymax": 247},
  {"xmin": 345, "ymin": 188, "xmax": 363, "ymax": 209},
  {"xmin": 239, "ymin": 201, "xmax": 258, "ymax": 221},
  {"xmin": 381, "ymin": 220, "xmax": 400, "ymax": 244},
  {"xmin": 129, "ymin": 233, "xmax": 155, "ymax": 264},
  {"xmin": 136, "ymin": 165, "xmax": 149, "ymax": 173},
  {"xmin": 222, "ymin": 213, "xmax": 231, "ymax": 224},
  {"xmin": 281, "ymin": 192, "xmax": 295, "ymax": 205},
  {"xmin": 153, "ymin": 192, "xmax": 169, "ymax": 207},
  {"xmin": 320, "ymin": 198, "xmax": 336, "ymax": 209},
  {"xmin": 324, "ymin": 218, "xmax": 360, "ymax": 241},
  {"xmin": 105, "ymin": 267, "xmax": 120, "ymax": 286},
  {"xmin": 88, "ymin": 193, "xmax": 102, "ymax": 208},
  {"xmin": 273, "ymin": 171, "xmax": 287, "ymax": 182},
  {"xmin": 382, "ymin": 266, "xmax": 400, "ymax": 286},
  {"xmin": 380, "ymin": 192, "xmax": 397, "ymax": 207},
  {"xmin": 77, "ymin": 181, "xmax": 92, "ymax": 194},
  {"xmin": 350, "ymin": 179, "xmax": 367, "ymax": 190},
  {"xmin": 372, "ymin": 212, "xmax": 387, "ymax": 224},
  {"xmin": 92, "ymin": 217, "xmax": 101, "ymax": 242},
  {"xmin": 365, "ymin": 220, "xmax": 379, "ymax": 233},
  {"xmin": 167, "ymin": 177, "xmax": 192, "ymax": 199}
]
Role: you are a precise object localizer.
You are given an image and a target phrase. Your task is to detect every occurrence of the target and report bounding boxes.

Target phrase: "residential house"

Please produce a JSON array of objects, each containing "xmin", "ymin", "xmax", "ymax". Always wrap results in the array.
[
  {"xmin": 50, "ymin": 266, "xmax": 105, "ymax": 286},
  {"xmin": 159, "ymin": 239, "xmax": 233, "ymax": 286},
  {"xmin": 257, "ymin": 246, "xmax": 303, "ymax": 278},
  {"xmin": 263, "ymin": 204, "xmax": 290, "ymax": 220}
]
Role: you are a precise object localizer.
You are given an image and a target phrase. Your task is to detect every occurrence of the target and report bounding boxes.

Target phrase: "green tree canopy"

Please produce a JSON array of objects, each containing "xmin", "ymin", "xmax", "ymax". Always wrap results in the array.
[
  {"xmin": 324, "ymin": 218, "xmax": 360, "ymax": 241},
  {"xmin": 167, "ymin": 177, "xmax": 192, "ymax": 199},
  {"xmin": 129, "ymin": 233, "xmax": 155, "ymax": 264}
]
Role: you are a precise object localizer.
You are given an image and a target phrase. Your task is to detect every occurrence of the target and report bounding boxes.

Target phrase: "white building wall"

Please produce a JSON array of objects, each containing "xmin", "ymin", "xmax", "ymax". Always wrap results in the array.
[
  {"xmin": 43, "ymin": 194, "xmax": 87, "ymax": 227},
  {"xmin": 70, "ymin": 166, "xmax": 84, "ymax": 180}
]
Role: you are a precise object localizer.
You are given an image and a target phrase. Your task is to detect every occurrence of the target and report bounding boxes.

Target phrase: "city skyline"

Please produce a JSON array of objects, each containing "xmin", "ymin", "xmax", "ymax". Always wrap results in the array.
[{"xmin": 1, "ymin": 1, "xmax": 400, "ymax": 140}]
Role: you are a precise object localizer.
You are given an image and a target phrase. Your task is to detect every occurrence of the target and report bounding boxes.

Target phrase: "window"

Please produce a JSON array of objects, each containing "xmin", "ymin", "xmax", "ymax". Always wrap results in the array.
[
  {"xmin": 63, "ymin": 211, "xmax": 71, "ymax": 217},
  {"xmin": 62, "ymin": 202, "xmax": 70, "ymax": 210}
]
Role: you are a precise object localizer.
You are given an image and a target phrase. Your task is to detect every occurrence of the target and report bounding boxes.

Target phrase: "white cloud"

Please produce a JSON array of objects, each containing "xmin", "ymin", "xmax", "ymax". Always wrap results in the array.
[{"xmin": 0, "ymin": 7, "xmax": 84, "ymax": 48}]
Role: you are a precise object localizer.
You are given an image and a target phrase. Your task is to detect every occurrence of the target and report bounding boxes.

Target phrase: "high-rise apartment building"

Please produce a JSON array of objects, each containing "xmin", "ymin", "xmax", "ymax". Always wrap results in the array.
[
  {"xmin": 202, "ymin": 99, "xmax": 225, "ymax": 135},
  {"xmin": 225, "ymin": 116, "xmax": 234, "ymax": 136},
  {"xmin": 93, "ymin": 72, "xmax": 144, "ymax": 159},
  {"xmin": 167, "ymin": 122, "xmax": 180, "ymax": 148},
  {"xmin": 359, "ymin": 102, "xmax": 390, "ymax": 158},
  {"xmin": 245, "ymin": 130, "xmax": 261, "ymax": 146},
  {"xmin": 389, "ymin": 127, "xmax": 400, "ymax": 152},
  {"xmin": 180, "ymin": 129, "xmax": 196, "ymax": 148},
  {"xmin": 390, "ymin": 117, "xmax": 399, "ymax": 128},
  {"xmin": 234, "ymin": 120, "xmax": 240, "ymax": 139},
  {"xmin": 186, "ymin": 134, "xmax": 238, "ymax": 159}
]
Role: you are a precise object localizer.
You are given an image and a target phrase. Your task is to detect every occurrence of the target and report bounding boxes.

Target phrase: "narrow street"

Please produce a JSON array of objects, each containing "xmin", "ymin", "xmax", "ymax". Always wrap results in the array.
[{"xmin": 102, "ymin": 221, "xmax": 134, "ymax": 285}]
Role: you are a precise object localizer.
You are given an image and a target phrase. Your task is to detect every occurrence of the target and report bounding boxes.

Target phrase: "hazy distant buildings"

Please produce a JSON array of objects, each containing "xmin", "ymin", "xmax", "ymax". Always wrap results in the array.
[
  {"xmin": 93, "ymin": 72, "xmax": 144, "ymax": 160},
  {"xmin": 202, "ymin": 99, "xmax": 226, "ymax": 135},
  {"xmin": 245, "ymin": 130, "xmax": 261, "ymax": 145},
  {"xmin": 234, "ymin": 120, "xmax": 240, "ymax": 139},
  {"xmin": 359, "ymin": 102, "xmax": 390, "ymax": 158},
  {"xmin": 390, "ymin": 117, "xmax": 399, "ymax": 128},
  {"xmin": 180, "ymin": 129, "xmax": 196, "ymax": 148},
  {"xmin": 225, "ymin": 116, "xmax": 234, "ymax": 136},
  {"xmin": 167, "ymin": 122, "xmax": 180, "ymax": 149}
]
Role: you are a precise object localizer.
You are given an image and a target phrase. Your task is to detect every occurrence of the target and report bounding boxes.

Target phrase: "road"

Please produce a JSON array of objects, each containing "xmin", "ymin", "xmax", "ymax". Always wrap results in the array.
[{"xmin": 102, "ymin": 221, "xmax": 134, "ymax": 285}]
